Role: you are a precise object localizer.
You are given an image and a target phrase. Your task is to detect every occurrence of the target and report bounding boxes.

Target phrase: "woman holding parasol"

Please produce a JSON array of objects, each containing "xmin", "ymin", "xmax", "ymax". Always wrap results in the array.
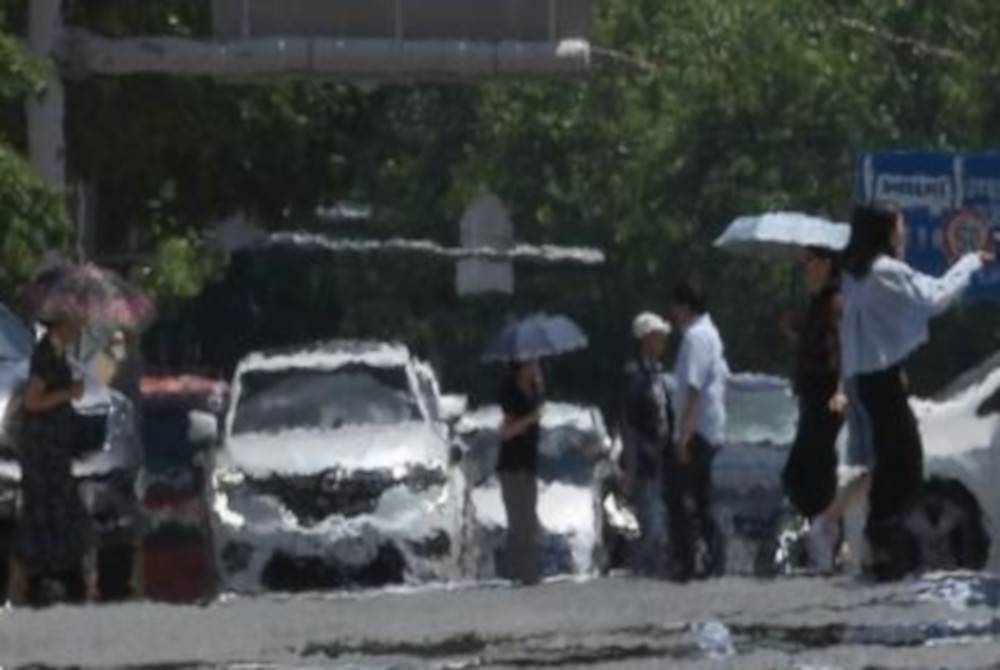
[{"xmin": 10, "ymin": 262, "xmax": 153, "ymax": 605}]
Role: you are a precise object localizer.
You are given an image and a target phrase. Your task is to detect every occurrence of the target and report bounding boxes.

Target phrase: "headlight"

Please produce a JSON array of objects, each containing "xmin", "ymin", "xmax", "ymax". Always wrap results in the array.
[{"xmin": 214, "ymin": 468, "xmax": 246, "ymax": 489}]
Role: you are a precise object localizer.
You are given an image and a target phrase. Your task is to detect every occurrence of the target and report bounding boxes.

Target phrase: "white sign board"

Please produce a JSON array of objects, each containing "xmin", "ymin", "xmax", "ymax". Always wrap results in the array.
[{"xmin": 456, "ymin": 194, "xmax": 514, "ymax": 296}]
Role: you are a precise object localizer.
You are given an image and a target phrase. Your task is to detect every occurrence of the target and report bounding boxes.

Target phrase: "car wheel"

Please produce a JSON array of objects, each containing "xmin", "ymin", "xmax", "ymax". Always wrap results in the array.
[{"xmin": 904, "ymin": 477, "xmax": 990, "ymax": 572}]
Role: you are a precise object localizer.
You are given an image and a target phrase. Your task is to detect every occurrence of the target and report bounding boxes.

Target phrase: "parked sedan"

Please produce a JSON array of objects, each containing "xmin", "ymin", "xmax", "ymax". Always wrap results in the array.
[
  {"xmin": 138, "ymin": 374, "xmax": 228, "ymax": 603},
  {"xmin": 210, "ymin": 340, "xmax": 475, "ymax": 593}
]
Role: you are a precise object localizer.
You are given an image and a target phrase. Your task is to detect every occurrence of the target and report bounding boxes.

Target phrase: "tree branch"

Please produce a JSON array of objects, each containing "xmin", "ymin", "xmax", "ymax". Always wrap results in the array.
[{"xmin": 833, "ymin": 15, "xmax": 966, "ymax": 63}]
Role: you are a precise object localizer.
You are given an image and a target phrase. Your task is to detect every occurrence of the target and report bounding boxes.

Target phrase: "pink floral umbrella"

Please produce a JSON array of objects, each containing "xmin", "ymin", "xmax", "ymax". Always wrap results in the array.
[{"xmin": 23, "ymin": 262, "xmax": 156, "ymax": 331}]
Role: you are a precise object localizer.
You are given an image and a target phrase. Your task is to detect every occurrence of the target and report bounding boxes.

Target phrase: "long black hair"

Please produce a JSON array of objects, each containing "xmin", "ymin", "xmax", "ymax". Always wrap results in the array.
[{"xmin": 842, "ymin": 202, "xmax": 901, "ymax": 279}]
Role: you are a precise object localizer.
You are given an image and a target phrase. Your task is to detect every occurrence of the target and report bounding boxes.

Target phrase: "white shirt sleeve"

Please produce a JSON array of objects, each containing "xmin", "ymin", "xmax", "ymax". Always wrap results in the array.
[{"xmin": 875, "ymin": 253, "xmax": 983, "ymax": 317}]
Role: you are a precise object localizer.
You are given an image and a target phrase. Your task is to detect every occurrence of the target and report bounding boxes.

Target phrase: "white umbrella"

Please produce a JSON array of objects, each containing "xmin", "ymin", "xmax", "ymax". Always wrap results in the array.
[{"xmin": 714, "ymin": 212, "xmax": 850, "ymax": 260}]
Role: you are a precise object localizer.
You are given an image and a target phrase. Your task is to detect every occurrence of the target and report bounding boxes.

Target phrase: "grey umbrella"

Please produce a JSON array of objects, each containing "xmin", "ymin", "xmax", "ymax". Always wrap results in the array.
[{"xmin": 482, "ymin": 313, "xmax": 588, "ymax": 363}]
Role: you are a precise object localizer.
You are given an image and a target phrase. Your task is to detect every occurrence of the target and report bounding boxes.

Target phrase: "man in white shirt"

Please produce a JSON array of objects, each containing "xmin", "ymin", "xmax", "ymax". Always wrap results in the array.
[{"xmin": 667, "ymin": 278, "xmax": 729, "ymax": 579}]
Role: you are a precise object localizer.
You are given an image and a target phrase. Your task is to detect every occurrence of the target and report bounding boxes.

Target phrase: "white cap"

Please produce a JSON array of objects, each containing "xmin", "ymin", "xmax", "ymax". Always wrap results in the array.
[{"xmin": 632, "ymin": 312, "xmax": 671, "ymax": 339}]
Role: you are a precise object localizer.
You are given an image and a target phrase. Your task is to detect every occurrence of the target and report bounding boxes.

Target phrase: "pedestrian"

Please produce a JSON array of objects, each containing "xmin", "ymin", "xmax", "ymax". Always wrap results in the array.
[
  {"xmin": 14, "ymin": 316, "xmax": 96, "ymax": 605},
  {"xmin": 622, "ymin": 312, "xmax": 673, "ymax": 577},
  {"xmin": 840, "ymin": 202, "xmax": 992, "ymax": 580},
  {"xmin": 667, "ymin": 278, "xmax": 729, "ymax": 580},
  {"xmin": 780, "ymin": 246, "xmax": 848, "ymax": 573},
  {"xmin": 497, "ymin": 359, "xmax": 545, "ymax": 585}
]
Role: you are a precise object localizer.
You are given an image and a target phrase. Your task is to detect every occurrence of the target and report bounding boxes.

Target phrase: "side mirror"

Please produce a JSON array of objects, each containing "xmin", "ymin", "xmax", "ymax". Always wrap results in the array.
[
  {"xmin": 439, "ymin": 394, "xmax": 468, "ymax": 424},
  {"xmin": 188, "ymin": 410, "xmax": 220, "ymax": 447}
]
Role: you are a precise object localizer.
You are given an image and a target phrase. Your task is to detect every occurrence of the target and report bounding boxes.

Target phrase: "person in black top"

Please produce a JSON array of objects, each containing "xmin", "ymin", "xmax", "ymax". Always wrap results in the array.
[
  {"xmin": 622, "ymin": 312, "xmax": 673, "ymax": 577},
  {"xmin": 781, "ymin": 246, "xmax": 848, "ymax": 573},
  {"xmin": 13, "ymin": 317, "xmax": 96, "ymax": 605},
  {"xmin": 497, "ymin": 359, "xmax": 544, "ymax": 585}
]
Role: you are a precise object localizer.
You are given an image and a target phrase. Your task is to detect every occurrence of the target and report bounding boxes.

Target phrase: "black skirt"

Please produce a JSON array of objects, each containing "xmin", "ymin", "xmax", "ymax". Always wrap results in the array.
[
  {"xmin": 855, "ymin": 365, "xmax": 923, "ymax": 526},
  {"xmin": 14, "ymin": 337, "xmax": 94, "ymax": 574},
  {"xmin": 783, "ymin": 397, "xmax": 842, "ymax": 518}
]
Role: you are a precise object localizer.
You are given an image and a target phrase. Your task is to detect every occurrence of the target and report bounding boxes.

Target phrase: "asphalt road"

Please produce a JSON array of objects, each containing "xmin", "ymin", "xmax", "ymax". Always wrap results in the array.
[{"xmin": 1, "ymin": 572, "xmax": 999, "ymax": 669}]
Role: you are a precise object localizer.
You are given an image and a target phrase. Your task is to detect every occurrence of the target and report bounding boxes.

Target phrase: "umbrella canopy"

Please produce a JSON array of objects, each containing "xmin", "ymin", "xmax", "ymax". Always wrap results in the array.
[
  {"xmin": 23, "ymin": 263, "xmax": 155, "ymax": 331},
  {"xmin": 0, "ymin": 302, "xmax": 32, "ymax": 361},
  {"xmin": 482, "ymin": 313, "xmax": 588, "ymax": 363},
  {"xmin": 714, "ymin": 212, "xmax": 850, "ymax": 260}
]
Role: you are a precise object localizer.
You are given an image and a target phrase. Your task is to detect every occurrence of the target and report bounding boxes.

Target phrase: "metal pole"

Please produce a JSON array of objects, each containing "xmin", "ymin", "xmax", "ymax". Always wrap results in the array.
[
  {"xmin": 394, "ymin": 0, "xmax": 404, "ymax": 40},
  {"xmin": 26, "ymin": 0, "xmax": 66, "ymax": 189},
  {"xmin": 240, "ymin": 0, "xmax": 251, "ymax": 38}
]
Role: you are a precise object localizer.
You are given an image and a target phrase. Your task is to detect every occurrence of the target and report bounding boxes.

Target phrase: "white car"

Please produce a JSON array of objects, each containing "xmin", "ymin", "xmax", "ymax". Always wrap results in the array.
[
  {"xmin": 715, "ymin": 366, "xmax": 996, "ymax": 576},
  {"xmin": 456, "ymin": 403, "xmax": 624, "ymax": 579},
  {"xmin": 840, "ymin": 355, "xmax": 998, "ymax": 574},
  {"xmin": 210, "ymin": 340, "xmax": 475, "ymax": 593}
]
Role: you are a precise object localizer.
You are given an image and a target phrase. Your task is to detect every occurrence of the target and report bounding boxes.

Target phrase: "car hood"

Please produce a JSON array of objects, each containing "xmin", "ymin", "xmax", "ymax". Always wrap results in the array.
[
  {"xmin": 0, "ymin": 359, "xmax": 113, "ymax": 416},
  {"xmin": 0, "ymin": 389, "xmax": 138, "ymax": 483},
  {"xmin": 913, "ymin": 366, "xmax": 1000, "ymax": 460},
  {"xmin": 223, "ymin": 421, "xmax": 449, "ymax": 478},
  {"xmin": 457, "ymin": 402, "xmax": 606, "ymax": 439}
]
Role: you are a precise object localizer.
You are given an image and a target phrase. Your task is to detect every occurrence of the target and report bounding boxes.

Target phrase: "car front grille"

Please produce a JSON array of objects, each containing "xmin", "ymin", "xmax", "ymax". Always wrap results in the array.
[{"xmin": 248, "ymin": 465, "xmax": 447, "ymax": 527}]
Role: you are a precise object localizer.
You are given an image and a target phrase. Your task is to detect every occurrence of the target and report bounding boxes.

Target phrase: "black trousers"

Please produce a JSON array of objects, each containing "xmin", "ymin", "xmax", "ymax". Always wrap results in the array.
[
  {"xmin": 664, "ymin": 435, "xmax": 715, "ymax": 576},
  {"xmin": 856, "ymin": 366, "xmax": 923, "ymax": 559},
  {"xmin": 27, "ymin": 569, "xmax": 85, "ymax": 606},
  {"xmin": 783, "ymin": 397, "xmax": 842, "ymax": 519}
]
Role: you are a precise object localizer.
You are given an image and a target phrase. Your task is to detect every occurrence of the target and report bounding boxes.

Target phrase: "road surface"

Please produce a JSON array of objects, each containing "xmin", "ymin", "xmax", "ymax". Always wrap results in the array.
[{"xmin": 1, "ymin": 572, "xmax": 998, "ymax": 669}]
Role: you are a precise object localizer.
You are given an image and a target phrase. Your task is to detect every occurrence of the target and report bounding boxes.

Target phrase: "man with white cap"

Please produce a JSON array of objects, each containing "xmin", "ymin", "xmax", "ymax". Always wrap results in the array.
[{"xmin": 622, "ymin": 311, "xmax": 674, "ymax": 577}]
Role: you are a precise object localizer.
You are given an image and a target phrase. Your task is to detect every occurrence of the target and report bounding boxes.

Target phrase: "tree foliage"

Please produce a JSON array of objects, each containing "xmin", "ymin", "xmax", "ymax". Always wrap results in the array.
[
  {"xmin": 5, "ymin": 0, "xmax": 1000, "ymax": 393},
  {"xmin": 0, "ymin": 1, "xmax": 69, "ymax": 302}
]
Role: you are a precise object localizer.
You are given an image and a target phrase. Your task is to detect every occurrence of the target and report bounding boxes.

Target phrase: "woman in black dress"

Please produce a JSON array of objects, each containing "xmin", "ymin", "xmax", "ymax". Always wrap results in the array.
[
  {"xmin": 497, "ymin": 359, "xmax": 544, "ymax": 585},
  {"xmin": 781, "ymin": 246, "xmax": 846, "ymax": 572},
  {"xmin": 15, "ymin": 317, "xmax": 95, "ymax": 604}
]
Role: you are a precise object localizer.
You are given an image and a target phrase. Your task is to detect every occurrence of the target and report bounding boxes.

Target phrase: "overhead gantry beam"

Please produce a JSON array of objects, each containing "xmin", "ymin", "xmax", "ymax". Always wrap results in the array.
[{"xmin": 57, "ymin": 30, "xmax": 591, "ymax": 80}]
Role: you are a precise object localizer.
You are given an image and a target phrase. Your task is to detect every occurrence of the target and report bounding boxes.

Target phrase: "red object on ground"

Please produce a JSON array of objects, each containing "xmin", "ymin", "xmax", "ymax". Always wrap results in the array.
[{"xmin": 143, "ymin": 538, "xmax": 213, "ymax": 603}]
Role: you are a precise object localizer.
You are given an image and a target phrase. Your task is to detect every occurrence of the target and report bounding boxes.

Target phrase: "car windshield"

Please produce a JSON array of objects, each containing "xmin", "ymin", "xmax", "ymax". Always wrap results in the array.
[
  {"xmin": 231, "ymin": 363, "xmax": 421, "ymax": 435},
  {"xmin": 662, "ymin": 372, "xmax": 798, "ymax": 446},
  {"xmin": 726, "ymin": 379, "xmax": 798, "ymax": 446},
  {"xmin": 537, "ymin": 442, "xmax": 595, "ymax": 486}
]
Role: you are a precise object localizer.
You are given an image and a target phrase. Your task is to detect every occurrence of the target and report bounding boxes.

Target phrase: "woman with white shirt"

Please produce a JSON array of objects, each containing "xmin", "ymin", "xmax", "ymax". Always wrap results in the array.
[{"xmin": 840, "ymin": 202, "xmax": 992, "ymax": 579}]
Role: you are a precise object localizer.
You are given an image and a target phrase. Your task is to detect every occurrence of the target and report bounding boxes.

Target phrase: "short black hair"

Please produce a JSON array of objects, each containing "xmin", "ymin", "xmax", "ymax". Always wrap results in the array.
[{"xmin": 672, "ymin": 276, "xmax": 707, "ymax": 314}]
